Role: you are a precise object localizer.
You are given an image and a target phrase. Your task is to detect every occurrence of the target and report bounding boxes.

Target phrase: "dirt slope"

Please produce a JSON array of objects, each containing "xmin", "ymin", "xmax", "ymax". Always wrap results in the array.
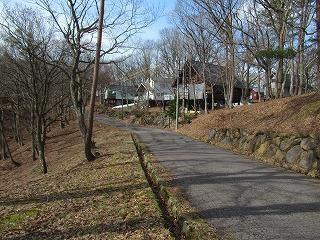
[{"xmin": 180, "ymin": 92, "xmax": 320, "ymax": 139}]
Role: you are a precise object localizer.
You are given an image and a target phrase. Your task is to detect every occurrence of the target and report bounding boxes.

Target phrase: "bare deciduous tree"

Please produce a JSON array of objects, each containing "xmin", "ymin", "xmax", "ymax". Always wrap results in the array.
[
  {"xmin": 36, "ymin": 0, "xmax": 157, "ymax": 160},
  {"xmin": 0, "ymin": 7, "xmax": 70, "ymax": 173}
]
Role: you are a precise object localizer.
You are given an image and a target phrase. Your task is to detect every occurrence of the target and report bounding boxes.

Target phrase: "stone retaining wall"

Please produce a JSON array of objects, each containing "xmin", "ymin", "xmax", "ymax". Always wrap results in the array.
[{"xmin": 208, "ymin": 128, "xmax": 320, "ymax": 177}]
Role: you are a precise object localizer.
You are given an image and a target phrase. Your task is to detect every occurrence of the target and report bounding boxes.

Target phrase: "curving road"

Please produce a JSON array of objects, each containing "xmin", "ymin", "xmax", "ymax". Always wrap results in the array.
[{"xmin": 97, "ymin": 115, "xmax": 320, "ymax": 240}]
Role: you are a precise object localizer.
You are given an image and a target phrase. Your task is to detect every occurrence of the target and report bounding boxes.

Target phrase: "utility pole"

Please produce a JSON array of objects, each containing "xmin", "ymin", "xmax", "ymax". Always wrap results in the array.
[
  {"xmin": 175, "ymin": 69, "xmax": 179, "ymax": 131},
  {"xmin": 182, "ymin": 57, "xmax": 186, "ymax": 121},
  {"xmin": 85, "ymin": 0, "xmax": 105, "ymax": 161}
]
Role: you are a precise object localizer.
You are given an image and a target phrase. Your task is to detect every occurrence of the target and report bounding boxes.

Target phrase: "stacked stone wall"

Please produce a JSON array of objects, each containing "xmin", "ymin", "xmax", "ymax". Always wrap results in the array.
[{"xmin": 208, "ymin": 128, "xmax": 319, "ymax": 176}]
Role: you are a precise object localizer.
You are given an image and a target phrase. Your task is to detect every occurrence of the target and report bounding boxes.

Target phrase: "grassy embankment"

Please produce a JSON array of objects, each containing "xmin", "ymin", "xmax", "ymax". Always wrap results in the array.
[
  {"xmin": 180, "ymin": 92, "xmax": 320, "ymax": 139},
  {"xmin": 0, "ymin": 122, "xmax": 173, "ymax": 239}
]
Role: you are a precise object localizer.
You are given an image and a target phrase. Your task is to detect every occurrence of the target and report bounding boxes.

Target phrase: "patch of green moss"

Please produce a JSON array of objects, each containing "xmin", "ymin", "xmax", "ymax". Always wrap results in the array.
[{"xmin": 0, "ymin": 208, "xmax": 40, "ymax": 230}]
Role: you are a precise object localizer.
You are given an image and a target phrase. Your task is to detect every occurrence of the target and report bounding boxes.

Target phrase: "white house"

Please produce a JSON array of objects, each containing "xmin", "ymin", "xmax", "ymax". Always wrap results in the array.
[{"xmin": 136, "ymin": 77, "xmax": 175, "ymax": 102}]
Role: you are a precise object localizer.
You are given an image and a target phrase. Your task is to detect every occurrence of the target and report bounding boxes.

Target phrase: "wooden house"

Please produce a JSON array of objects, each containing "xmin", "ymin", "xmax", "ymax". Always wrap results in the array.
[
  {"xmin": 250, "ymin": 89, "xmax": 264, "ymax": 101},
  {"xmin": 136, "ymin": 77, "xmax": 174, "ymax": 107},
  {"xmin": 173, "ymin": 60, "xmax": 247, "ymax": 109}
]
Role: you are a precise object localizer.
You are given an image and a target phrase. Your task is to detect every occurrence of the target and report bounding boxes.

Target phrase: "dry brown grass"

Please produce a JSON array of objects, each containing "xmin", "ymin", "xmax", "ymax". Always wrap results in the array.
[
  {"xmin": 0, "ymin": 122, "xmax": 172, "ymax": 239},
  {"xmin": 180, "ymin": 92, "xmax": 320, "ymax": 140}
]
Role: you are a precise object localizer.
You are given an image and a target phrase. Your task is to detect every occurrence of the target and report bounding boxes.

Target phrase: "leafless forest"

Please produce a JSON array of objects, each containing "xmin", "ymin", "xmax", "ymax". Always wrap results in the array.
[{"xmin": 0, "ymin": 0, "xmax": 319, "ymax": 174}]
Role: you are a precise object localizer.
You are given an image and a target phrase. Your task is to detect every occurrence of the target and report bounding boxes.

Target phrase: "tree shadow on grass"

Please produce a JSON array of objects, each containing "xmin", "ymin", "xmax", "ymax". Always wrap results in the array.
[
  {"xmin": 47, "ymin": 130, "xmax": 79, "ymax": 140},
  {"xmin": 0, "ymin": 182, "xmax": 147, "ymax": 206},
  {"xmin": 3, "ymin": 217, "xmax": 159, "ymax": 240}
]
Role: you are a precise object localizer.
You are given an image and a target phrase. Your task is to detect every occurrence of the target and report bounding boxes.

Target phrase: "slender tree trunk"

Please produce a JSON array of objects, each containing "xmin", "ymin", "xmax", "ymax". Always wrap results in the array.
[
  {"xmin": 30, "ymin": 105, "xmax": 37, "ymax": 161},
  {"xmin": 0, "ymin": 111, "xmax": 19, "ymax": 166},
  {"xmin": 189, "ymin": 60, "xmax": 196, "ymax": 112},
  {"xmin": 298, "ymin": 24, "xmax": 306, "ymax": 95},
  {"xmin": 38, "ymin": 141, "xmax": 47, "ymax": 174},
  {"xmin": 202, "ymin": 61, "xmax": 208, "ymax": 114},
  {"xmin": 265, "ymin": 65, "xmax": 271, "ymax": 99},
  {"xmin": 245, "ymin": 63, "xmax": 250, "ymax": 102},
  {"xmin": 182, "ymin": 63, "xmax": 185, "ymax": 121},
  {"xmin": 276, "ymin": 21, "xmax": 286, "ymax": 98},
  {"xmin": 121, "ymin": 90, "xmax": 124, "ymax": 120},
  {"xmin": 32, "ymin": 132, "xmax": 37, "ymax": 161},
  {"xmin": 175, "ymin": 73, "xmax": 179, "ymax": 131},
  {"xmin": 36, "ymin": 117, "xmax": 47, "ymax": 174},
  {"xmin": 288, "ymin": 29, "xmax": 295, "ymax": 96},
  {"xmin": 3, "ymin": 134, "xmax": 18, "ymax": 166},
  {"xmin": 193, "ymin": 82, "xmax": 196, "ymax": 112},
  {"xmin": 276, "ymin": 58, "xmax": 284, "ymax": 98},
  {"xmin": 258, "ymin": 69, "xmax": 262, "ymax": 102},
  {"xmin": 211, "ymin": 84, "xmax": 214, "ymax": 110},
  {"xmin": 281, "ymin": 76, "xmax": 286, "ymax": 97},
  {"xmin": 70, "ymin": 76, "xmax": 88, "ymax": 138},
  {"xmin": 3, "ymin": 132, "xmax": 18, "ymax": 166},
  {"xmin": 13, "ymin": 112, "xmax": 18, "ymax": 143},
  {"xmin": 74, "ymin": 105, "xmax": 87, "ymax": 138},
  {"xmin": 85, "ymin": 0, "xmax": 105, "ymax": 161},
  {"xmin": 126, "ymin": 82, "xmax": 129, "ymax": 108},
  {"xmin": 224, "ymin": 45, "xmax": 229, "ymax": 106},
  {"xmin": 304, "ymin": 71, "xmax": 309, "ymax": 93},
  {"xmin": 1, "ymin": 110, "xmax": 6, "ymax": 160},
  {"xmin": 187, "ymin": 86, "xmax": 190, "ymax": 113},
  {"xmin": 227, "ymin": 40, "xmax": 235, "ymax": 108},
  {"xmin": 60, "ymin": 104, "xmax": 65, "ymax": 129},
  {"xmin": 14, "ymin": 112, "xmax": 23, "ymax": 146},
  {"xmin": 290, "ymin": 58, "xmax": 294, "ymax": 96}
]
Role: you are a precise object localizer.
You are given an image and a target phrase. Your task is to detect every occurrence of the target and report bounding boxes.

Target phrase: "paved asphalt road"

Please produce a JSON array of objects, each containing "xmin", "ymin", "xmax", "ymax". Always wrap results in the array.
[{"xmin": 97, "ymin": 115, "xmax": 320, "ymax": 240}]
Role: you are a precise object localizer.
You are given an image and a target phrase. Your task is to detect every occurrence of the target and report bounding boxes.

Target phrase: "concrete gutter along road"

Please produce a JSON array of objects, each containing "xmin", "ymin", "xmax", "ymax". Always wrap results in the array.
[{"xmin": 96, "ymin": 115, "xmax": 320, "ymax": 240}]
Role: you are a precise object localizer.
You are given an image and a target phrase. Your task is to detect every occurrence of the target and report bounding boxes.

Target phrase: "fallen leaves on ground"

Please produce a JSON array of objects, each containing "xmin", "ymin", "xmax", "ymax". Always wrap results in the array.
[
  {"xmin": 0, "ymin": 122, "xmax": 172, "ymax": 240},
  {"xmin": 180, "ymin": 92, "xmax": 320, "ymax": 139}
]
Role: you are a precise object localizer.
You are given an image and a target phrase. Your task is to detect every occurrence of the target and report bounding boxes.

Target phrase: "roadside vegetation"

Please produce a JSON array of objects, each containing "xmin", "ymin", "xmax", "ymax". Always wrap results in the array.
[{"xmin": 133, "ymin": 136, "xmax": 217, "ymax": 239}]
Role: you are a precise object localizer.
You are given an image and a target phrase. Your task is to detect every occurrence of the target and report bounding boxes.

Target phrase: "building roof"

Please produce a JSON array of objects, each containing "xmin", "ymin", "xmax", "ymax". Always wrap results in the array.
[
  {"xmin": 189, "ymin": 60, "xmax": 225, "ymax": 85},
  {"xmin": 152, "ymin": 76, "xmax": 173, "ymax": 85},
  {"xmin": 107, "ymin": 84, "xmax": 137, "ymax": 95},
  {"xmin": 173, "ymin": 60, "xmax": 246, "ymax": 89},
  {"xmin": 152, "ymin": 76, "xmax": 174, "ymax": 95},
  {"xmin": 136, "ymin": 83, "xmax": 148, "ymax": 93}
]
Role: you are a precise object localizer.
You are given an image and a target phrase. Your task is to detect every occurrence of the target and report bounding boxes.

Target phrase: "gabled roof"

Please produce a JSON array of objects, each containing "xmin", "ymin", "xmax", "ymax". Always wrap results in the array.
[
  {"xmin": 173, "ymin": 60, "xmax": 246, "ymax": 89},
  {"xmin": 136, "ymin": 83, "xmax": 148, "ymax": 93},
  {"xmin": 189, "ymin": 60, "xmax": 225, "ymax": 86}
]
